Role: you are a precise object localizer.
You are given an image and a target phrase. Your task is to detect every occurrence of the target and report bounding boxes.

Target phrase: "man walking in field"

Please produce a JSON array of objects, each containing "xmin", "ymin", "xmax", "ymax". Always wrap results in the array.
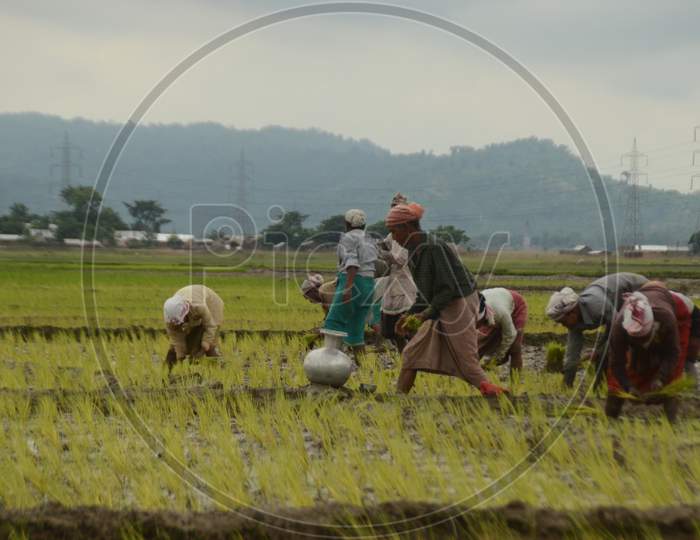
[
  {"xmin": 546, "ymin": 272, "xmax": 648, "ymax": 387},
  {"xmin": 386, "ymin": 202, "xmax": 506, "ymax": 396},
  {"xmin": 163, "ymin": 284, "xmax": 224, "ymax": 369}
]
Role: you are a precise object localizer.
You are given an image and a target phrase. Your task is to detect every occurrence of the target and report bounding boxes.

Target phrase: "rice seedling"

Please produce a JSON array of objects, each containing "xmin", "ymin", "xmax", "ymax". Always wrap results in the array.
[
  {"xmin": 4, "ymin": 249, "xmax": 700, "ymax": 537},
  {"xmin": 544, "ymin": 341, "xmax": 565, "ymax": 373}
]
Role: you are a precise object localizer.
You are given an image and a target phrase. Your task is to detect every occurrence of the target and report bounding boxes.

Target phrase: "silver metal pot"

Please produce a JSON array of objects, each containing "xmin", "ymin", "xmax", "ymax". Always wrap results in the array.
[{"xmin": 303, "ymin": 331, "xmax": 353, "ymax": 387}]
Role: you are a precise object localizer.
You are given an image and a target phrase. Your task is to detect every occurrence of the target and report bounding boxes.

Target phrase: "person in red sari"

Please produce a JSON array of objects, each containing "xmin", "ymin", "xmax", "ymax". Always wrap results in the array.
[{"xmin": 606, "ymin": 281, "xmax": 691, "ymax": 422}]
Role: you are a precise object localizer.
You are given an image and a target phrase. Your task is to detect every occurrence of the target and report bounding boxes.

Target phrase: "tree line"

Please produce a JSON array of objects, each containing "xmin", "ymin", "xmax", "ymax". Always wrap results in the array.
[
  {"xmin": 262, "ymin": 211, "xmax": 469, "ymax": 247},
  {"xmin": 0, "ymin": 186, "xmax": 169, "ymax": 245},
  {"xmin": 0, "ymin": 185, "xmax": 470, "ymax": 248}
]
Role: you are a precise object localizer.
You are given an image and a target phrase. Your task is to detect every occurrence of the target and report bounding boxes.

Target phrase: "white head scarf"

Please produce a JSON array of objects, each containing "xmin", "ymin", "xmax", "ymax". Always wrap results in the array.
[
  {"xmin": 301, "ymin": 273, "xmax": 324, "ymax": 293},
  {"xmin": 621, "ymin": 291, "xmax": 654, "ymax": 338},
  {"xmin": 163, "ymin": 295, "xmax": 190, "ymax": 324},
  {"xmin": 545, "ymin": 287, "xmax": 580, "ymax": 321},
  {"xmin": 345, "ymin": 209, "xmax": 367, "ymax": 228}
]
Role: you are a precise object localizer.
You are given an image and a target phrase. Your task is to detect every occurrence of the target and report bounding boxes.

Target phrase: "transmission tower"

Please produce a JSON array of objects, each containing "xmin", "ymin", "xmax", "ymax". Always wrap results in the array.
[
  {"xmin": 50, "ymin": 131, "xmax": 82, "ymax": 197},
  {"xmin": 232, "ymin": 148, "xmax": 254, "ymax": 235},
  {"xmin": 620, "ymin": 138, "xmax": 648, "ymax": 251},
  {"xmin": 692, "ymin": 126, "xmax": 700, "ymax": 229}
]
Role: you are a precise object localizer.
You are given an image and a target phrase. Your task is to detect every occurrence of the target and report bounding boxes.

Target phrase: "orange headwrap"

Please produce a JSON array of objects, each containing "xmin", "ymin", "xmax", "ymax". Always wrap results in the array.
[{"xmin": 385, "ymin": 203, "xmax": 425, "ymax": 227}]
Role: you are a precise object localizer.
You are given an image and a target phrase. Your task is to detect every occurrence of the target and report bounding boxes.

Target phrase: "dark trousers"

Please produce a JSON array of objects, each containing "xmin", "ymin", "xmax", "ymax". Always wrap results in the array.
[{"xmin": 381, "ymin": 312, "xmax": 407, "ymax": 352}]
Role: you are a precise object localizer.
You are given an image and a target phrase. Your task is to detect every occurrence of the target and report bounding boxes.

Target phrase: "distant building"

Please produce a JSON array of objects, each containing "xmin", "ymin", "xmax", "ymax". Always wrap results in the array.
[
  {"xmin": 114, "ymin": 230, "xmax": 195, "ymax": 247},
  {"xmin": 63, "ymin": 238, "xmax": 103, "ymax": 247},
  {"xmin": 155, "ymin": 233, "xmax": 194, "ymax": 246},
  {"xmin": 0, "ymin": 234, "xmax": 22, "ymax": 243},
  {"xmin": 114, "ymin": 230, "xmax": 148, "ymax": 246},
  {"xmin": 28, "ymin": 224, "xmax": 57, "ymax": 241},
  {"xmin": 635, "ymin": 245, "xmax": 690, "ymax": 254},
  {"xmin": 559, "ymin": 245, "xmax": 592, "ymax": 255}
]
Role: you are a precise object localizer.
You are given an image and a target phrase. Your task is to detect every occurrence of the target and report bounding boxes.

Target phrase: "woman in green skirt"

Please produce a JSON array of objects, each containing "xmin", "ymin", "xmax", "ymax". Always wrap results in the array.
[{"xmin": 323, "ymin": 209, "xmax": 377, "ymax": 355}]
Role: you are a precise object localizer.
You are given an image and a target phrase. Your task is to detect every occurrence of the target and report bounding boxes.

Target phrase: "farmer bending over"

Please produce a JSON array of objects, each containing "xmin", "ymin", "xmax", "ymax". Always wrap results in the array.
[
  {"xmin": 477, "ymin": 287, "xmax": 528, "ymax": 374},
  {"xmin": 386, "ymin": 202, "xmax": 506, "ymax": 397},
  {"xmin": 546, "ymin": 273, "xmax": 648, "ymax": 387},
  {"xmin": 606, "ymin": 282, "xmax": 690, "ymax": 422},
  {"xmin": 163, "ymin": 284, "xmax": 224, "ymax": 369},
  {"xmin": 302, "ymin": 273, "xmax": 382, "ymax": 342}
]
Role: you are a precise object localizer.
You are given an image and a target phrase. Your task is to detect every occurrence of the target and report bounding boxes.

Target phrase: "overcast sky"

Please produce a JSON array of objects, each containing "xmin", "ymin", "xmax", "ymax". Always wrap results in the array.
[{"xmin": 2, "ymin": 0, "xmax": 699, "ymax": 191}]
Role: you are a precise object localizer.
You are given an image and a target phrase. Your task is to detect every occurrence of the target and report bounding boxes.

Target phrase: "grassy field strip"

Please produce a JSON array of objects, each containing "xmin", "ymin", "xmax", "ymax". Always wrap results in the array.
[
  {"xmin": 1, "ymin": 271, "xmax": 562, "ymax": 332},
  {"xmin": 3, "ymin": 248, "xmax": 700, "ymax": 277},
  {"xmin": 0, "ymin": 334, "xmax": 573, "ymax": 395}
]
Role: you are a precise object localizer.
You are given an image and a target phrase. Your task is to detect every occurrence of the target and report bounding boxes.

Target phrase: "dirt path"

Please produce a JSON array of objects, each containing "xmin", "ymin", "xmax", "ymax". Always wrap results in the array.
[{"xmin": 1, "ymin": 501, "xmax": 698, "ymax": 539}]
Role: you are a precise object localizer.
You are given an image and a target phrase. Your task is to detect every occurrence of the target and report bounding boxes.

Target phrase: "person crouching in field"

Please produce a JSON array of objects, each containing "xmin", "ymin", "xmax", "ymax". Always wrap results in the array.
[
  {"xmin": 386, "ymin": 202, "xmax": 506, "ymax": 397},
  {"xmin": 477, "ymin": 288, "xmax": 528, "ymax": 374},
  {"xmin": 303, "ymin": 272, "xmax": 384, "ymax": 346},
  {"xmin": 163, "ymin": 285, "xmax": 224, "ymax": 369},
  {"xmin": 322, "ymin": 209, "xmax": 377, "ymax": 355},
  {"xmin": 301, "ymin": 274, "xmax": 337, "ymax": 315},
  {"xmin": 606, "ymin": 282, "xmax": 691, "ymax": 422},
  {"xmin": 670, "ymin": 290, "xmax": 700, "ymax": 384},
  {"xmin": 546, "ymin": 272, "xmax": 648, "ymax": 387}
]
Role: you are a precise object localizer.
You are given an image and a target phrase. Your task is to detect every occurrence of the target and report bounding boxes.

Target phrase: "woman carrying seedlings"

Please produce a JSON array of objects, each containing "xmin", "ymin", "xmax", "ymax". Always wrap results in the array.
[
  {"xmin": 606, "ymin": 281, "xmax": 691, "ymax": 421},
  {"xmin": 376, "ymin": 192, "xmax": 418, "ymax": 352},
  {"xmin": 163, "ymin": 284, "xmax": 224, "ymax": 369},
  {"xmin": 477, "ymin": 287, "xmax": 528, "ymax": 373},
  {"xmin": 385, "ymin": 202, "xmax": 506, "ymax": 397},
  {"xmin": 546, "ymin": 272, "xmax": 648, "ymax": 387},
  {"xmin": 322, "ymin": 209, "xmax": 378, "ymax": 352}
]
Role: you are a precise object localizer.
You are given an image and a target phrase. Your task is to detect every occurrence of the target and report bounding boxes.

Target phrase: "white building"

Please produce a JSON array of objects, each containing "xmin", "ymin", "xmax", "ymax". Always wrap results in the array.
[
  {"xmin": 114, "ymin": 230, "xmax": 148, "ymax": 246},
  {"xmin": 156, "ymin": 233, "xmax": 194, "ymax": 245},
  {"xmin": 0, "ymin": 234, "xmax": 22, "ymax": 242},
  {"xmin": 27, "ymin": 224, "xmax": 57, "ymax": 241},
  {"xmin": 63, "ymin": 238, "xmax": 103, "ymax": 247},
  {"xmin": 635, "ymin": 244, "xmax": 690, "ymax": 254}
]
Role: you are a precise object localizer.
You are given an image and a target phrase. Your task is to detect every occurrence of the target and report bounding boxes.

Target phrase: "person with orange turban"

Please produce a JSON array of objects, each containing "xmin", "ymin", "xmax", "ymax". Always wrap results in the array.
[{"xmin": 385, "ymin": 202, "xmax": 507, "ymax": 397}]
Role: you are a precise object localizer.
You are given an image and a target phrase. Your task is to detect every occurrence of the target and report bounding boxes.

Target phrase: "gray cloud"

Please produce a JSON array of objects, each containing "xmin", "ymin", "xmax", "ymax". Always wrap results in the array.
[{"xmin": 1, "ymin": 0, "xmax": 698, "ymax": 191}]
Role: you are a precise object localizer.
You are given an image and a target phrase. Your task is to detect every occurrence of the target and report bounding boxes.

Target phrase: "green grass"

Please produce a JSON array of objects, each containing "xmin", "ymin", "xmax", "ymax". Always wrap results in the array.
[
  {"xmin": 0, "ymin": 249, "xmax": 567, "ymax": 332},
  {"xmin": 11, "ymin": 247, "xmax": 697, "ymax": 333}
]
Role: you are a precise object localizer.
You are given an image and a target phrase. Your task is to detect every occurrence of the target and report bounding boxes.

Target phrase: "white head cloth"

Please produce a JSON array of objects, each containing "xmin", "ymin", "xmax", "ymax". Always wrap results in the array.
[
  {"xmin": 621, "ymin": 291, "xmax": 654, "ymax": 338},
  {"xmin": 163, "ymin": 294, "xmax": 190, "ymax": 324},
  {"xmin": 345, "ymin": 209, "xmax": 367, "ymax": 228},
  {"xmin": 545, "ymin": 287, "xmax": 580, "ymax": 321}
]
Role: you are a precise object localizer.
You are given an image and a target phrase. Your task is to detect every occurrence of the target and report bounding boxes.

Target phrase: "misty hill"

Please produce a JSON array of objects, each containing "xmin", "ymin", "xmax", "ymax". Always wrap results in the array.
[{"xmin": 1, "ymin": 112, "xmax": 698, "ymax": 248}]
